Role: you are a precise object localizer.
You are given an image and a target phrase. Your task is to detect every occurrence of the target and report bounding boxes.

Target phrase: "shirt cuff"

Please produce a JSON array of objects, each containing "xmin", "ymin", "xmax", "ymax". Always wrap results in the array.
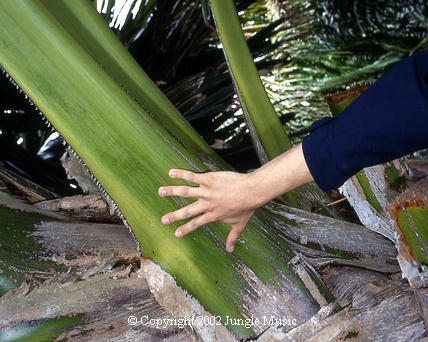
[{"xmin": 302, "ymin": 117, "xmax": 345, "ymax": 192}]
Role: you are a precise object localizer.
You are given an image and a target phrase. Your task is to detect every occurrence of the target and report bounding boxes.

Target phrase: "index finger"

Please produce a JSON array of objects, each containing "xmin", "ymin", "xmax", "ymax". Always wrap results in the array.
[{"xmin": 169, "ymin": 169, "xmax": 206, "ymax": 185}]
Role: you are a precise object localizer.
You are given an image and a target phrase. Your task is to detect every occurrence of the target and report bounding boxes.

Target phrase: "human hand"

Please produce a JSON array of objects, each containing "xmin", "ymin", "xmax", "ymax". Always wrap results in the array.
[
  {"xmin": 158, "ymin": 169, "xmax": 262, "ymax": 253},
  {"xmin": 158, "ymin": 144, "xmax": 314, "ymax": 253}
]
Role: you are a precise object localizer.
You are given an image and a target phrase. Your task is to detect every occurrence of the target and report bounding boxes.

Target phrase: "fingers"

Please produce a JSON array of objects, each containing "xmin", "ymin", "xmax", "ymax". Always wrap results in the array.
[
  {"xmin": 172, "ymin": 217, "xmax": 247, "ymax": 254},
  {"xmin": 161, "ymin": 201, "xmax": 203, "ymax": 224},
  {"xmin": 158, "ymin": 185, "xmax": 201, "ymax": 198},
  {"xmin": 169, "ymin": 169, "xmax": 207, "ymax": 185},
  {"xmin": 226, "ymin": 223, "xmax": 246, "ymax": 253},
  {"xmin": 158, "ymin": 169, "xmax": 209, "ymax": 198},
  {"xmin": 174, "ymin": 214, "xmax": 214, "ymax": 238}
]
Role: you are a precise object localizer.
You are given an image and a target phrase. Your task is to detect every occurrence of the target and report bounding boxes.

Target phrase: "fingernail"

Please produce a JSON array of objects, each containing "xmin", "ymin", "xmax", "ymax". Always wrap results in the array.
[
  {"xmin": 159, "ymin": 188, "xmax": 166, "ymax": 196},
  {"xmin": 162, "ymin": 217, "xmax": 170, "ymax": 224},
  {"xmin": 227, "ymin": 244, "xmax": 235, "ymax": 253},
  {"xmin": 169, "ymin": 169, "xmax": 177, "ymax": 177},
  {"xmin": 175, "ymin": 230, "xmax": 182, "ymax": 237}
]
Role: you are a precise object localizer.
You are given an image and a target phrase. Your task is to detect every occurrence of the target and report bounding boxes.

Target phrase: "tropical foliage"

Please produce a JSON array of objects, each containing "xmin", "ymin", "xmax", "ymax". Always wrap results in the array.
[
  {"xmin": 0, "ymin": 0, "xmax": 325, "ymax": 338},
  {"xmin": 0, "ymin": 0, "xmax": 427, "ymax": 340},
  {"xmin": 1, "ymin": 0, "xmax": 427, "ymax": 176}
]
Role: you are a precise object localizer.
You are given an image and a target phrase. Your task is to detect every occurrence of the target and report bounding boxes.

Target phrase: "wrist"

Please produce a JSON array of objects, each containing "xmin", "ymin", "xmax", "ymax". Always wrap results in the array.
[
  {"xmin": 244, "ymin": 170, "xmax": 272, "ymax": 209},
  {"xmin": 244, "ymin": 144, "xmax": 314, "ymax": 208}
]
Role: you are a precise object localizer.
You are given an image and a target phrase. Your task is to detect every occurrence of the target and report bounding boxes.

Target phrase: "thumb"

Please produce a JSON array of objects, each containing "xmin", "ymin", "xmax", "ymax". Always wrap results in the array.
[{"xmin": 226, "ymin": 223, "xmax": 246, "ymax": 253}]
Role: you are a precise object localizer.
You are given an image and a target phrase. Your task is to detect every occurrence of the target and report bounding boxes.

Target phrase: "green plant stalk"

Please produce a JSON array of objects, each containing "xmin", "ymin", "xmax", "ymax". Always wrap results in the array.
[
  {"xmin": 0, "ymin": 1, "xmax": 322, "ymax": 337},
  {"xmin": 397, "ymin": 207, "xmax": 428, "ymax": 265},
  {"xmin": 209, "ymin": 0, "xmax": 343, "ymax": 214},
  {"xmin": 40, "ymin": 0, "xmax": 225, "ymax": 168},
  {"xmin": 355, "ymin": 170, "xmax": 383, "ymax": 213},
  {"xmin": 209, "ymin": 0, "xmax": 293, "ymax": 157},
  {"xmin": 210, "ymin": 0, "xmax": 301, "ymax": 206}
]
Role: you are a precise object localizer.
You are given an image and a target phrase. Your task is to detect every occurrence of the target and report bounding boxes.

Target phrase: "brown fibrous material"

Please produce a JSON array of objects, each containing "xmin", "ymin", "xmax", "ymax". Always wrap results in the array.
[{"xmin": 325, "ymin": 82, "xmax": 371, "ymax": 104}]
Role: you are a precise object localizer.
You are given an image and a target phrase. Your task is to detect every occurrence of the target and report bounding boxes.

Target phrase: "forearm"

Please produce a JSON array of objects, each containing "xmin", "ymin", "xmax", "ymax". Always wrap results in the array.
[{"xmin": 246, "ymin": 143, "xmax": 313, "ymax": 207}]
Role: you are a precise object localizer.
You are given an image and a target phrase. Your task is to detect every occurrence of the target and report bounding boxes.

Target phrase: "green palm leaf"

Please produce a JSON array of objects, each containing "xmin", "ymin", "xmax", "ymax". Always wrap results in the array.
[{"xmin": 0, "ymin": 0, "xmax": 322, "ymax": 338}]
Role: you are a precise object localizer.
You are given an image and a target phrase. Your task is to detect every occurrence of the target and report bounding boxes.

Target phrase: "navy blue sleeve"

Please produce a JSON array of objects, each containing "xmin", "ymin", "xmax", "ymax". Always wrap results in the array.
[{"xmin": 302, "ymin": 51, "xmax": 428, "ymax": 192}]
